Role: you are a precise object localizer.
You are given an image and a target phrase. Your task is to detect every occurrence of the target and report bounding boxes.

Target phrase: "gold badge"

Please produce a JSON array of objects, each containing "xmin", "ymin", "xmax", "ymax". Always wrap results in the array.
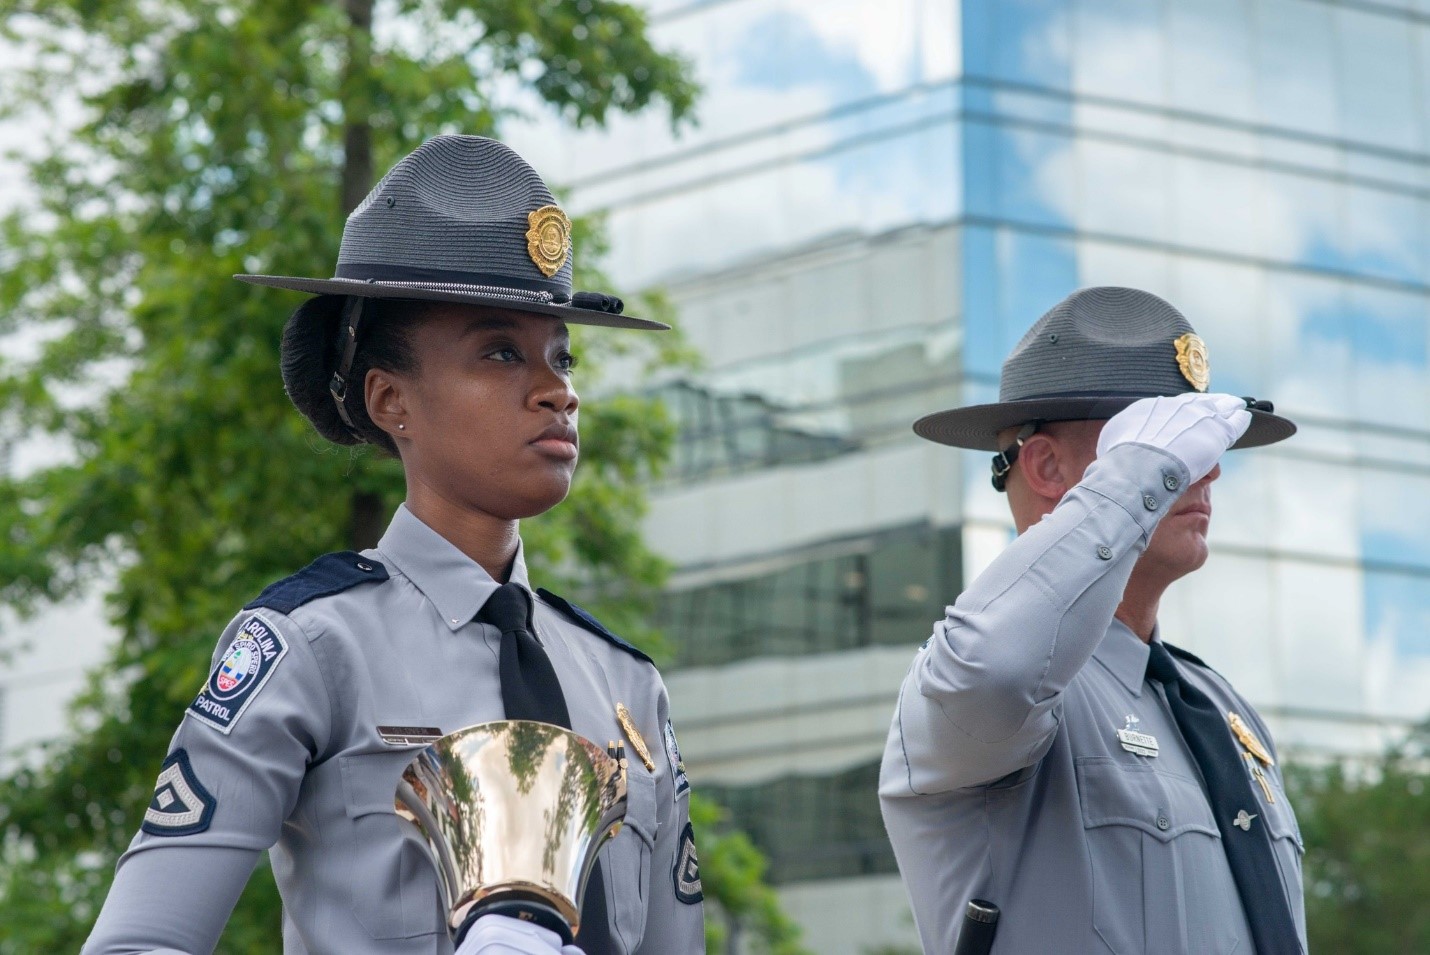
[
  {"xmin": 526, "ymin": 205, "xmax": 570, "ymax": 277},
  {"xmin": 615, "ymin": 702, "xmax": 656, "ymax": 772},
  {"xmin": 1174, "ymin": 333, "xmax": 1210, "ymax": 392},
  {"xmin": 1228, "ymin": 712, "xmax": 1274, "ymax": 767}
]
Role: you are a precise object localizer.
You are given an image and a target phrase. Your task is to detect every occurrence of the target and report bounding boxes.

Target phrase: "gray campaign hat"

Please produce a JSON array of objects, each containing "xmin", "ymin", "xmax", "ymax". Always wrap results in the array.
[
  {"xmin": 914, "ymin": 286, "xmax": 1296, "ymax": 451},
  {"xmin": 236, "ymin": 135, "xmax": 664, "ymax": 331}
]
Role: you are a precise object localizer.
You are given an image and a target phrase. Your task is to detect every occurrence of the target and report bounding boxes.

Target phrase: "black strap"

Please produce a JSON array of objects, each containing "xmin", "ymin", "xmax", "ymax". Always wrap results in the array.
[
  {"xmin": 1145, "ymin": 643, "xmax": 1301, "ymax": 955},
  {"xmin": 990, "ymin": 421, "xmax": 1039, "ymax": 492},
  {"xmin": 328, "ymin": 296, "xmax": 365, "ymax": 436}
]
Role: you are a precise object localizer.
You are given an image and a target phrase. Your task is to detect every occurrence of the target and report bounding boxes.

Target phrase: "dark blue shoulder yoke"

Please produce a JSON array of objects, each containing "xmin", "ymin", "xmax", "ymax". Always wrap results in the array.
[
  {"xmin": 245, "ymin": 551, "xmax": 389, "ymax": 615},
  {"xmin": 1165, "ymin": 641, "xmax": 1211, "ymax": 671},
  {"xmin": 536, "ymin": 588, "xmax": 655, "ymax": 665}
]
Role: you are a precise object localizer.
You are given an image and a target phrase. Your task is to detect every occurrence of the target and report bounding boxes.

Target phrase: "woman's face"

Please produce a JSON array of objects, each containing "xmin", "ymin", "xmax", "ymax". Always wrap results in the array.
[{"xmin": 374, "ymin": 304, "xmax": 581, "ymax": 521}]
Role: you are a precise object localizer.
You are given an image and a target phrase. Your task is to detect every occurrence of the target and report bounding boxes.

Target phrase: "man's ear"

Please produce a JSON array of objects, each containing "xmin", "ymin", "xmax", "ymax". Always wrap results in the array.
[
  {"xmin": 1017, "ymin": 434, "xmax": 1073, "ymax": 501},
  {"xmin": 364, "ymin": 367, "xmax": 408, "ymax": 439}
]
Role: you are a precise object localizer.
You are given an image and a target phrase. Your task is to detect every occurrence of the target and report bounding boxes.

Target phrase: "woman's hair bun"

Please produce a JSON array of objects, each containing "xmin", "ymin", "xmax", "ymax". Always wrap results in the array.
[{"xmin": 280, "ymin": 295, "xmax": 363, "ymax": 446}]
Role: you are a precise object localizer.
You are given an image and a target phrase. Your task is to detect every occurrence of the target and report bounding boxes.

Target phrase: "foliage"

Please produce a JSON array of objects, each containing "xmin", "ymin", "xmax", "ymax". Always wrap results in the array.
[
  {"xmin": 1287, "ymin": 723, "xmax": 1430, "ymax": 954},
  {"xmin": 0, "ymin": 1, "xmax": 800, "ymax": 952}
]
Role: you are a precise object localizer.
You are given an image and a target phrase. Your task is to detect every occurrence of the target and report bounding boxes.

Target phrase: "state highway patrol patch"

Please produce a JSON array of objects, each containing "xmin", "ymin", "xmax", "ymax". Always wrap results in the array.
[
  {"xmin": 187, "ymin": 613, "xmax": 288, "ymax": 734},
  {"xmin": 673, "ymin": 822, "xmax": 703, "ymax": 904},
  {"xmin": 142, "ymin": 749, "xmax": 216, "ymax": 837},
  {"xmin": 664, "ymin": 718, "xmax": 690, "ymax": 799}
]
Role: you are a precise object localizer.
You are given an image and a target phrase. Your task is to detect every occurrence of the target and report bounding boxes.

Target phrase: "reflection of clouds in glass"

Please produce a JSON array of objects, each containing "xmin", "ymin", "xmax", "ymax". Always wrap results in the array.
[
  {"xmin": 1360, "ymin": 472, "xmax": 1430, "ymax": 568},
  {"xmin": 764, "ymin": 0, "xmax": 948, "ymax": 93},
  {"xmin": 1363, "ymin": 573, "xmax": 1430, "ymax": 718},
  {"xmin": 734, "ymin": 10, "xmax": 877, "ymax": 101},
  {"xmin": 507, "ymin": 0, "xmax": 955, "ymax": 185},
  {"xmin": 505, "ymin": 0, "xmax": 963, "ymax": 289},
  {"xmin": 996, "ymin": 2, "xmax": 1430, "ymax": 287},
  {"xmin": 595, "ymin": 125, "xmax": 956, "ymax": 289}
]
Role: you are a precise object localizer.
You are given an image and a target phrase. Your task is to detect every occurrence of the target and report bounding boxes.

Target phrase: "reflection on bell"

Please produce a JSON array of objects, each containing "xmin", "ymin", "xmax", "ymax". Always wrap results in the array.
[{"xmin": 394, "ymin": 720, "xmax": 628, "ymax": 945}]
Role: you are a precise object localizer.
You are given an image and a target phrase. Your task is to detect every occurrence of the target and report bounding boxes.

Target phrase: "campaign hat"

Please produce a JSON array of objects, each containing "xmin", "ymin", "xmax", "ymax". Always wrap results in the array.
[
  {"xmin": 236, "ymin": 135, "xmax": 661, "ymax": 330},
  {"xmin": 913, "ymin": 286, "xmax": 1296, "ymax": 451}
]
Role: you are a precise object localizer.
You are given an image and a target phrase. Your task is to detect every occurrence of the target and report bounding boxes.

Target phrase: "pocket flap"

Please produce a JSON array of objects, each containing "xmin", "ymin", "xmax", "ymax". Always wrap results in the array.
[
  {"xmin": 620, "ymin": 768, "xmax": 658, "ymax": 848},
  {"xmin": 341, "ymin": 751, "xmax": 418, "ymax": 818},
  {"xmin": 1078, "ymin": 757, "xmax": 1218, "ymax": 842}
]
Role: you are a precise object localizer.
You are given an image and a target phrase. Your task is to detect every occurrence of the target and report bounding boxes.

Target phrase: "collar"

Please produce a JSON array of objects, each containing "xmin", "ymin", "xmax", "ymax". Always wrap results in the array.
[
  {"xmin": 375, "ymin": 504, "xmax": 534, "ymax": 632},
  {"xmin": 1092, "ymin": 617, "xmax": 1153, "ymax": 697}
]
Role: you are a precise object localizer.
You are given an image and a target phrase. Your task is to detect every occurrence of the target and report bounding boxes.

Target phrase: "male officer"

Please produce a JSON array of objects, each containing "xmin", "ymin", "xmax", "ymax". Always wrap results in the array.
[{"xmin": 879, "ymin": 287, "xmax": 1306, "ymax": 954}]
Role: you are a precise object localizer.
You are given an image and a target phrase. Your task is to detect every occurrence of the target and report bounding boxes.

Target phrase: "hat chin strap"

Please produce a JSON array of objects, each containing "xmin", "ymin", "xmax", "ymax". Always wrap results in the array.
[
  {"xmin": 990, "ymin": 421, "xmax": 1040, "ymax": 492},
  {"xmin": 328, "ymin": 296, "xmax": 365, "ymax": 438}
]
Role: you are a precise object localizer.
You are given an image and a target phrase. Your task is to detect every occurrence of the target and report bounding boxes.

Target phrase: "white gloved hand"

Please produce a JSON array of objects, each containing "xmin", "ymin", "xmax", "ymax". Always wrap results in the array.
[
  {"xmin": 1096, "ymin": 393, "xmax": 1251, "ymax": 484},
  {"xmin": 455, "ymin": 914, "xmax": 583, "ymax": 955}
]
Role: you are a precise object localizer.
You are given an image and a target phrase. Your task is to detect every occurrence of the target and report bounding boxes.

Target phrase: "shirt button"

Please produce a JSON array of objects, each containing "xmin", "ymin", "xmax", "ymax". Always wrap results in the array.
[
  {"xmin": 1156, "ymin": 813, "xmax": 1170, "ymax": 831},
  {"xmin": 1097, "ymin": 545, "xmax": 1113, "ymax": 560},
  {"xmin": 1143, "ymin": 494, "xmax": 1159, "ymax": 511},
  {"xmin": 1163, "ymin": 473, "xmax": 1180, "ymax": 492}
]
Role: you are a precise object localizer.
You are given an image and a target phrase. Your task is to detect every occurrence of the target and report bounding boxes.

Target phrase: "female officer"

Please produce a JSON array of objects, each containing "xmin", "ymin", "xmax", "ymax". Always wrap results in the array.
[{"xmin": 82, "ymin": 136, "xmax": 704, "ymax": 955}]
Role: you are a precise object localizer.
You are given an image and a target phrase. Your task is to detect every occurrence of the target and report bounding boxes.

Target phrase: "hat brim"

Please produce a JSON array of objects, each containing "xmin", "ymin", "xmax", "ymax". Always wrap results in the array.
[
  {"xmin": 913, "ymin": 395, "xmax": 1297, "ymax": 451},
  {"xmin": 235, "ymin": 274, "xmax": 669, "ymax": 331}
]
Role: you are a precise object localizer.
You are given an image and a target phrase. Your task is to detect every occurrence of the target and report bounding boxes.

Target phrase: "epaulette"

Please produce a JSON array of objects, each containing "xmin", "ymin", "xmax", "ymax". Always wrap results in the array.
[
  {"xmin": 536, "ymin": 588, "xmax": 655, "ymax": 665},
  {"xmin": 1165, "ymin": 642, "xmax": 1211, "ymax": 671},
  {"xmin": 244, "ymin": 552, "xmax": 389, "ymax": 614}
]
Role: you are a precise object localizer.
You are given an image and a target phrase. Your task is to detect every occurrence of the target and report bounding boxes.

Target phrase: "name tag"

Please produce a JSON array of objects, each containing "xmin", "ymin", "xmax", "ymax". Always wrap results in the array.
[
  {"xmin": 378, "ymin": 725, "xmax": 444, "ymax": 746},
  {"xmin": 1116, "ymin": 728, "xmax": 1160, "ymax": 757}
]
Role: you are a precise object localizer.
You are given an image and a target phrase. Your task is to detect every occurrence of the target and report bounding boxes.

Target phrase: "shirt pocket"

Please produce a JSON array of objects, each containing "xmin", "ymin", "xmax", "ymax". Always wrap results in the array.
[
  {"xmin": 1077, "ymin": 757, "xmax": 1240, "ymax": 955},
  {"xmin": 340, "ymin": 751, "xmax": 443, "ymax": 941},
  {"xmin": 592, "ymin": 767, "xmax": 658, "ymax": 953},
  {"xmin": 1255, "ymin": 763, "xmax": 1307, "ymax": 937}
]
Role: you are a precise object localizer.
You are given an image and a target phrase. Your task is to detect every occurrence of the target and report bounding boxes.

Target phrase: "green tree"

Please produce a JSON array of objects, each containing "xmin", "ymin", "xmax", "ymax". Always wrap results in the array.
[
  {"xmin": 0, "ymin": 1, "xmax": 802, "ymax": 951},
  {"xmin": 1287, "ymin": 723, "xmax": 1430, "ymax": 954}
]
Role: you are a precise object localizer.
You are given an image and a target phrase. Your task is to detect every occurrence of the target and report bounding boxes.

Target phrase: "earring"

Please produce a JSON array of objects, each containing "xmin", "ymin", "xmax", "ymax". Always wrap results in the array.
[{"xmin": 397, "ymin": 423, "xmax": 406, "ymax": 431}]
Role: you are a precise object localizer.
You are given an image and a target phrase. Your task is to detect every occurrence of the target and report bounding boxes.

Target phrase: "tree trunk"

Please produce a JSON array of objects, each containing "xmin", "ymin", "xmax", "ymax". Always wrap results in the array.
[
  {"xmin": 342, "ymin": 0, "xmax": 384, "ymax": 552},
  {"xmin": 341, "ymin": 0, "xmax": 374, "ymax": 217}
]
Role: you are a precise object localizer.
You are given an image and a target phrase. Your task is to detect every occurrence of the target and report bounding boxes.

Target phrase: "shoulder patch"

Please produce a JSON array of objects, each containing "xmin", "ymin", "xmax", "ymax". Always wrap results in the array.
[
  {"xmin": 244, "ymin": 551, "xmax": 388, "ymax": 614},
  {"xmin": 187, "ymin": 612, "xmax": 288, "ymax": 734},
  {"xmin": 673, "ymin": 822, "xmax": 703, "ymax": 904},
  {"xmin": 142, "ymin": 749, "xmax": 216, "ymax": 837},
  {"xmin": 664, "ymin": 719, "xmax": 690, "ymax": 799},
  {"xmin": 535, "ymin": 588, "xmax": 654, "ymax": 665}
]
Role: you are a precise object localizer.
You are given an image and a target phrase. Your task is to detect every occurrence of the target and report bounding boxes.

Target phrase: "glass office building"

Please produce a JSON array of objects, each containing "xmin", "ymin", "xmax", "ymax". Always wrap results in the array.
[{"xmin": 518, "ymin": 0, "xmax": 1430, "ymax": 948}]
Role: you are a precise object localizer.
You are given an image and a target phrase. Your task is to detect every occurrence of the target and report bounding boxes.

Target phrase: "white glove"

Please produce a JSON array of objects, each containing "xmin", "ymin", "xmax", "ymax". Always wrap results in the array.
[
  {"xmin": 1096, "ymin": 393, "xmax": 1251, "ymax": 484},
  {"xmin": 455, "ymin": 914, "xmax": 583, "ymax": 955}
]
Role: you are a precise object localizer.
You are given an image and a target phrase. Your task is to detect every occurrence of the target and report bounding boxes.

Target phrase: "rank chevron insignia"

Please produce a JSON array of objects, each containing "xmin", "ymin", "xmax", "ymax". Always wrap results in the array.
[
  {"xmin": 673, "ymin": 822, "xmax": 703, "ymax": 904},
  {"xmin": 142, "ymin": 749, "xmax": 216, "ymax": 837}
]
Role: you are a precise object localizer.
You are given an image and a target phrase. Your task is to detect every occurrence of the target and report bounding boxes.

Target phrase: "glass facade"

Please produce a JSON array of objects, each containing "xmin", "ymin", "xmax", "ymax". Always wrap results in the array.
[
  {"xmin": 523, "ymin": 0, "xmax": 1430, "ymax": 948},
  {"xmin": 660, "ymin": 523, "xmax": 960, "ymax": 667}
]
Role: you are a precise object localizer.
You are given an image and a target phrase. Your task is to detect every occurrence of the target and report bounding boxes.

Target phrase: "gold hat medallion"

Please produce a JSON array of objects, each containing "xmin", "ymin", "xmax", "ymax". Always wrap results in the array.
[
  {"xmin": 1228, "ymin": 711, "xmax": 1274, "ymax": 767},
  {"xmin": 526, "ymin": 205, "xmax": 571, "ymax": 277},
  {"xmin": 1174, "ymin": 333, "xmax": 1210, "ymax": 392}
]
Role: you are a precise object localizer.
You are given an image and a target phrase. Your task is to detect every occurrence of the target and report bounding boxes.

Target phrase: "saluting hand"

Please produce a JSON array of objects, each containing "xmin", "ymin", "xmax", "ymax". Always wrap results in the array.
[
  {"xmin": 1097, "ymin": 393, "xmax": 1252, "ymax": 484},
  {"xmin": 456, "ymin": 914, "xmax": 584, "ymax": 955}
]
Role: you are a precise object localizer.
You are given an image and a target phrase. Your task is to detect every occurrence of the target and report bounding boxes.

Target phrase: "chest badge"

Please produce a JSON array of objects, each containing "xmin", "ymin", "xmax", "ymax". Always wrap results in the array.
[
  {"xmin": 1228, "ymin": 712, "xmax": 1274, "ymax": 766},
  {"xmin": 1115, "ymin": 713, "xmax": 1159, "ymax": 758},
  {"xmin": 616, "ymin": 702, "xmax": 656, "ymax": 772}
]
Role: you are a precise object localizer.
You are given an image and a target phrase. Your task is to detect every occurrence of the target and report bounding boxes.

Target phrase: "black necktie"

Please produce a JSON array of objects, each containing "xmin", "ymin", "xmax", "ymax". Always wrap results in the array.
[
  {"xmin": 478, "ymin": 582, "xmax": 571, "ymax": 729},
  {"xmin": 476, "ymin": 582, "xmax": 614, "ymax": 953},
  {"xmin": 1145, "ymin": 642, "xmax": 1301, "ymax": 955}
]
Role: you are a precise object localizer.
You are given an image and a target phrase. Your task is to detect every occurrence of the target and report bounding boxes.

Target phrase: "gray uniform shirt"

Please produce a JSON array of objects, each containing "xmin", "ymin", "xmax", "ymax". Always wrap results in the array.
[
  {"xmin": 879, "ymin": 444, "xmax": 1306, "ymax": 954},
  {"xmin": 84, "ymin": 505, "xmax": 704, "ymax": 955}
]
